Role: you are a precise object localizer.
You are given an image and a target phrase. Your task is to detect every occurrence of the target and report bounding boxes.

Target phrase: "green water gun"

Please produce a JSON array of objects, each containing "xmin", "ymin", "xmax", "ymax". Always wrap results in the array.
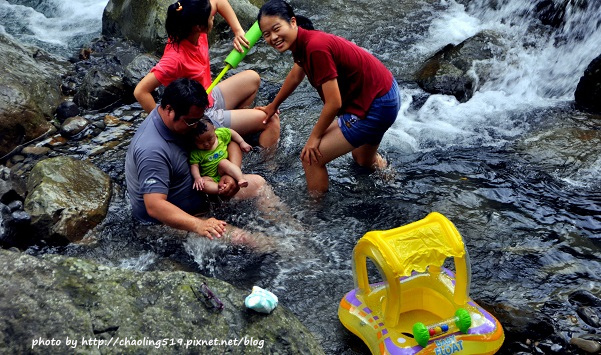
[{"xmin": 206, "ymin": 21, "xmax": 262, "ymax": 94}]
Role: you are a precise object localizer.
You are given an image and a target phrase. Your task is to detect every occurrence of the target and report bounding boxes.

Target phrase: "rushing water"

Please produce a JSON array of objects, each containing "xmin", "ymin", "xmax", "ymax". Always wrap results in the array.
[
  {"xmin": 0, "ymin": 0, "xmax": 108, "ymax": 57},
  {"xmin": 7, "ymin": 0, "xmax": 601, "ymax": 354}
]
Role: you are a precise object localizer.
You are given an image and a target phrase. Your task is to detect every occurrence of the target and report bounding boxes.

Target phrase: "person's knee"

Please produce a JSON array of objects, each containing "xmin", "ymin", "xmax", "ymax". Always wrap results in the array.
[
  {"xmin": 249, "ymin": 174, "xmax": 266, "ymax": 189},
  {"xmin": 301, "ymin": 159, "xmax": 326, "ymax": 172},
  {"xmin": 266, "ymin": 113, "xmax": 280, "ymax": 131},
  {"xmin": 217, "ymin": 159, "xmax": 229, "ymax": 169},
  {"xmin": 242, "ymin": 70, "xmax": 261, "ymax": 88}
]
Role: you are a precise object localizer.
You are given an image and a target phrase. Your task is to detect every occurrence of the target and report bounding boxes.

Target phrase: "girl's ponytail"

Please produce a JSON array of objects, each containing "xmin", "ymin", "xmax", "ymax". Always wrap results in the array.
[
  {"xmin": 295, "ymin": 15, "xmax": 314, "ymax": 30},
  {"xmin": 165, "ymin": 0, "xmax": 212, "ymax": 44}
]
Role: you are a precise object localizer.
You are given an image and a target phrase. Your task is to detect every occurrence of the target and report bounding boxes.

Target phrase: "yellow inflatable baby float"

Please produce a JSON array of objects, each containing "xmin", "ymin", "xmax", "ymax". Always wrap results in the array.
[{"xmin": 338, "ymin": 212, "xmax": 504, "ymax": 354}]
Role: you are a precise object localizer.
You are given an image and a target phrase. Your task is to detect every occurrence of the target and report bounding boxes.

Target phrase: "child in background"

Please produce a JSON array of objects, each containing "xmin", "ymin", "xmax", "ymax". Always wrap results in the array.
[
  {"xmin": 190, "ymin": 119, "xmax": 253, "ymax": 193},
  {"xmin": 134, "ymin": 0, "xmax": 280, "ymax": 150}
]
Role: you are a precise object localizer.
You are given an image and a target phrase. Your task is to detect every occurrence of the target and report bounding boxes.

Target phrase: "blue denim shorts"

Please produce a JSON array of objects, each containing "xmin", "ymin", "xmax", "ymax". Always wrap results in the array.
[{"xmin": 338, "ymin": 80, "xmax": 401, "ymax": 147}]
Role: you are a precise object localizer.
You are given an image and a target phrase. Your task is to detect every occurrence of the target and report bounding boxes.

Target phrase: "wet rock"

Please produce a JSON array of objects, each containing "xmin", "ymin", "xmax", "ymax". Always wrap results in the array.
[
  {"xmin": 577, "ymin": 306, "xmax": 601, "ymax": 328},
  {"xmin": 0, "ymin": 248, "xmax": 324, "ymax": 354},
  {"xmin": 55, "ymin": 101, "xmax": 80, "ymax": 123},
  {"xmin": 123, "ymin": 53, "xmax": 159, "ymax": 91},
  {"xmin": 20, "ymin": 146, "xmax": 51, "ymax": 157},
  {"xmin": 67, "ymin": 38, "xmax": 145, "ymax": 111},
  {"xmin": 24, "ymin": 156, "xmax": 112, "ymax": 245},
  {"xmin": 0, "ymin": 33, "xmax": 67, "ymax": 158},
  {"xmin": 74, "ymin": 68, "xmax": 128, "ymax": 111},
  {"xmin": 7, "ymin": 200, "xmax": 23, "ymax": 212},
  {"xmin": 0, "ymin": 166, "xmax": 26, "ymax": 205},
  {"xmin": 415, "ymin": 30, "xmax": 507, "ymax": 102},
  {"xmin": 570, "ymin": 337, "xmax": 601, "ymax": 353},
  {"xmin": 536, "ymin": 337, "xmax": 567, "ymax": 353},
  {"xmin": 569, "ymin": 290, "xmax": 601, "ymax": 308},
  {"xmin": 486, "ymin": 302, "xmax": 559, "ymax": 351},
  {"xmin": 60, "ymin": 76, "xmax": 78, "ymax": 96},
  {"xmin": 60, "ymin": 116, "xmax": 91, "ymax": 138},
  {"xmin": 0, "ymin": 199, "xmax": 32, "ymax": 249},
  {"xmin": 575, "ymin": 53, "xmax": 601, "ymax": 114}
]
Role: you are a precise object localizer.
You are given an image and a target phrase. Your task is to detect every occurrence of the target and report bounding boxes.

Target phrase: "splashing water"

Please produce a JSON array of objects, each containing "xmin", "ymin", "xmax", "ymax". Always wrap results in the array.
[
  {"xmin": 0, "ymin": 0, "xmax": 108, "ymax": 56},
  {"xmin": 388, "ymin": 0, "xmax": 601, "ymax": 154}
]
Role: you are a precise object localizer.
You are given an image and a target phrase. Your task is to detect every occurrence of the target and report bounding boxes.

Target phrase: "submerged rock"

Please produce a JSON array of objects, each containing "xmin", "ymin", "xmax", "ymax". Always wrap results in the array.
[{"xmin": 0, "ymin": 249, "xmax": 324, "ymax": 354}]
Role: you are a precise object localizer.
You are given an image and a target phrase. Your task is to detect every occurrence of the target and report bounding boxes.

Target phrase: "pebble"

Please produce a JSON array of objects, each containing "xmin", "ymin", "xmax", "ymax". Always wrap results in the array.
[{"xmin": 570, "ymin": 337, "xmax": 601, "ymax": 353}]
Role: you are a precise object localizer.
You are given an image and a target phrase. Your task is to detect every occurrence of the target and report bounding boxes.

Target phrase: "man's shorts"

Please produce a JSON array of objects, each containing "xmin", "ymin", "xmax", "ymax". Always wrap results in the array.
[
  {"xmin": 205, "ymin": 86, "xmax": 232, "ymax": 128},
  {"xmin": 337, "ymin": 80, "xmax": 401, "ymax": 148}
]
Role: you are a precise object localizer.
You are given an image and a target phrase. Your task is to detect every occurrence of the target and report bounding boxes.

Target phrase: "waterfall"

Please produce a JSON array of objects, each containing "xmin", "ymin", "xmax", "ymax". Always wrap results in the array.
[
  {"xmin": 388, "ymin": 0, "xmax": 601, "ymax": 152},
  {"xmin": 0, "ymin": 0, "xmax": 108, "ymax": 57}
]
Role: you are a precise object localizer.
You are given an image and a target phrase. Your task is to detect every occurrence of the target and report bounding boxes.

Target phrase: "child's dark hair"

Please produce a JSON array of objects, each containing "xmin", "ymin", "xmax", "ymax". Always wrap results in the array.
[
  {"xmin": 258, "ymin": 0, "xmax": 314, "ymax": 30},
  {"xmin": 192, "ymin": 118, "xmax": 214, "ymax": 137},
  {"xmin": 165, "ymin": 0, "xmax": 212, "ymax": 44},
  {"xmin": 161, "ymin": 78, "xmax": 209, "ymax": 121}
]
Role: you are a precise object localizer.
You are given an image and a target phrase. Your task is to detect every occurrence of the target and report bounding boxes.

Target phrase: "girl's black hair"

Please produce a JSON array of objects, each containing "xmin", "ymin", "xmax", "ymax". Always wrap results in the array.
[
  {"xmin": 165, "ymin": 0, "xmax": 212, "ymax": 44},
  {"xmin": 257, "ymin": 0, "xmax": 314, "ymax": 30}
]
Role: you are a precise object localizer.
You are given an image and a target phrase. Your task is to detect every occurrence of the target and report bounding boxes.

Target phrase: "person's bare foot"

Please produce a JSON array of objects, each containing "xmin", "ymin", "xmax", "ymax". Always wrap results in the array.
[
  {"xmin": 373, "ymin": 153, "xmax": 387, "ymax": 169},
  {"xmin": 238, "ymin": 179, "xmax": 248, "ymax": 188}
]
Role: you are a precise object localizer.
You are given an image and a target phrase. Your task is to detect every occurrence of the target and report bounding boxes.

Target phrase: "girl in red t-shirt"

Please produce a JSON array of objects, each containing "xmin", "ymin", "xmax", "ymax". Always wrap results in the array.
[
  {"xmin": 257, "ymin": 0, "xmax": 401, "ymax": 195},
  {"xmin": 134, "ymin": 0, "xmax": 280, "ymax": 151}
]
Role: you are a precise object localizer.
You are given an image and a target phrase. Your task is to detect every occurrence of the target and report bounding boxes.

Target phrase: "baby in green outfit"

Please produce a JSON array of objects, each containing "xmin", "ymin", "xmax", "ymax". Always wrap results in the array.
[{"xmin": 189, "ymin": 119, "xmax": 252, "ymax": 194}]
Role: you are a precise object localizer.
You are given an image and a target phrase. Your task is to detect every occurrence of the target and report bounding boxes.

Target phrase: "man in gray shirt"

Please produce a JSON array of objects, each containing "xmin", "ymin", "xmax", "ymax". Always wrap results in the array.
[{"xmin": 126, "ymin": 78, "xmax": 268, "ymax": 240}]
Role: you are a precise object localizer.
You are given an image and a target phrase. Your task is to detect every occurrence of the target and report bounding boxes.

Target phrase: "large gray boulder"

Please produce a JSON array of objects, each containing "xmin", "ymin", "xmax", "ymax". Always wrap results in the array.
[
  {"xmin": 24, "ymin": 156, "xmax": 112, "ymax": 244},
  {"xmin": 102, "ymin": 0, "xmax": 263, "ymax": 55},
  {"xmin": 415, "ymin": 30, "xmax": 507, "ymax": 102},
  {"xmin": 0, "ymin": 33, "xmax": 68, "ymax": 158},
  {"xmin": 0, "ymin": 249, "xmax": 324, "ymax": 354}
]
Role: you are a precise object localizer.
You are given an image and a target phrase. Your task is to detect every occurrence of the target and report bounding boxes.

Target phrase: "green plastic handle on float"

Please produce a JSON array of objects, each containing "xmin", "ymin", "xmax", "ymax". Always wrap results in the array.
[{"xmin": 206, "ymin": 21, "xmax": 262, "ymax": 94}]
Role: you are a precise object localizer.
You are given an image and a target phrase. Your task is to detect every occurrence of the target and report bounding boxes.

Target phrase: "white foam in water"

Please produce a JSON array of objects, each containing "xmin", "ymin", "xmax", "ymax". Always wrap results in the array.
[
  {"xmin": 119, "ymin": 252, "xmax": 157, "ymax": 271},
  {"xmin": 0, "ymin": 0, "xmax": 108, "ymax": 54},
  {"xmin": 388, "ymin": 0, "xmax": 601, "ymax": 153},
  {"xmin": 183, "ymin": 237, "xmax": 229, "ymax": 275}
]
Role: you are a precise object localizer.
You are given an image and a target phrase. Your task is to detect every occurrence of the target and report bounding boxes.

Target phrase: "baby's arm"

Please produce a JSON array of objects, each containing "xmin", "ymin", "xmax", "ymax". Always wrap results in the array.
[
  {"xmin": 230, "ymin": 129, "xmax": 252, "ymax": 152},
  {"xmin": 190, "ymin": 164, "xmax": 205, "ymax": 191},
  {"xmin": 213, "ymin": 0, "xmax": 249, "ymax": 52}
]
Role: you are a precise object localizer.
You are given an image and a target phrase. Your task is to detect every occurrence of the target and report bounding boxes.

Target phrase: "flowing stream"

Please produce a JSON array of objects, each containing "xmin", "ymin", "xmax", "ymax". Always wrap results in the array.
[{"xmin": 3, "ymin": 0, "xmax": 601, "ymax": 353}]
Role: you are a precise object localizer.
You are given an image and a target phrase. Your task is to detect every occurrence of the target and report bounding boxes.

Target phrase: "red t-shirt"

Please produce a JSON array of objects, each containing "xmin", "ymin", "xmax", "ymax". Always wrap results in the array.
[
  {"xmin": 151, "ymin": 33, "xmax": 214, "ymax": 106},
  {"xmin": 292, "ymin": 27, "xmax": 393, "ymax": 118}
]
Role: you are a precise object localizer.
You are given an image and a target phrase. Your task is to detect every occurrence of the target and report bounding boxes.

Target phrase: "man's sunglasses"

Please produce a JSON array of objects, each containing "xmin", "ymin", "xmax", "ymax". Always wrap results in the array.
[{"xmin": 183, "ymin": 116, "xmax": 205, "ymax": 127}]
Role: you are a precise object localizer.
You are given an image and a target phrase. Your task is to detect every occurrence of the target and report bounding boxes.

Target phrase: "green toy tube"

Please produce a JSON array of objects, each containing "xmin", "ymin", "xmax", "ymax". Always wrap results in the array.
[
  {"xmin": 412, "ymin": 308, "xmax": 472, "ymax": 347},
  {"xmin": 206, "ymin": 21, "xmax": 262, "ymax": 93},
  {"xmin": 224, "ymin": 21, "xmax": 262, "ymax": 68}
]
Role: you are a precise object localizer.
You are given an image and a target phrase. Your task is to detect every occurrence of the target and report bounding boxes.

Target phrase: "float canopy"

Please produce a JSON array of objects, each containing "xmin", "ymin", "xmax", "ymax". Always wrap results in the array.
[{"xmin": 356, "ymin": 212, "xmax": 466, "ymax": 278}]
